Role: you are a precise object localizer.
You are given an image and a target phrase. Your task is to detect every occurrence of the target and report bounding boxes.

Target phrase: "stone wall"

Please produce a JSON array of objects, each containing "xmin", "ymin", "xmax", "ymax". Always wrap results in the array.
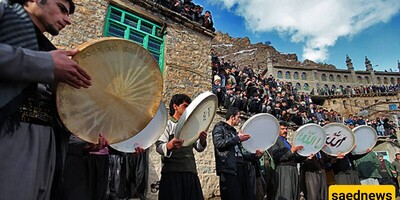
[
  {"xmin": 48, "ymin": 0, "xmax": 108, "ymax": 49},
  {"xmin": 322, "ymin": 94, "xmax": 400, "ymax": 118}
]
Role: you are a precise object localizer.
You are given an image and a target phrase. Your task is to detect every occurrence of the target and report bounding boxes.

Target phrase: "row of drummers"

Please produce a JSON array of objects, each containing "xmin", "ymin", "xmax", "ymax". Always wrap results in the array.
[{"xmin": 110, "ymin": 91, "xmax": 376, "ymax": 157}]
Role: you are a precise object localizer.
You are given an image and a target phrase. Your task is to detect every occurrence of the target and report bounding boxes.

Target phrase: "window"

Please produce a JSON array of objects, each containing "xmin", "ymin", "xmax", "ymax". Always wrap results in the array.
[
  {"xmin": 329, "ymin": 74, "xmax": 334, "ymax": 82},
  {"xmin": 336, "ymin": 75, "xmax": 341, "ymax": 82},
  {"xmin": 104, "ymin": 6, "xmax": 165, "ymax": 72},
  {"xmin": 301, "ymin": 72, "xmax": 307, "ymax": 80},
  {"xmin": 365, "ymin": 76, "xmax": 369, "ymax": 84},
  {"xmin": 296, "ymin": 82, "xmax": 301, "ymax": 90},
  {"xmin": 377, "ymin": 77, "xmax": 382, "ymax": 84},
  {"xmin": 321, "ymin": 74, "xmax": 327, "ymax": 81},
  {"xmin": 314, "ymin": 72, "xmax": 318, "ymax": 80},
  {"xmin": 384, "ymin": 77, "xmax": 389, "ymax": 84},
  {"xmin": 277, "ymin": 71, "xmax": 283, "ymax": 79},
  {"xmin": 285, "ymin": 71, "xmax": 291, "ymax": 79},
  {"xmin": 293, "ymin": 72, "xmax": 299, "ymax": 80},
  {"xmin": 344, "ymin": 75, "xmax": 349, "ymax": 82},
  {"xmin": 303, "ymin": 83, "xmax": 309, "ymax": 91}
]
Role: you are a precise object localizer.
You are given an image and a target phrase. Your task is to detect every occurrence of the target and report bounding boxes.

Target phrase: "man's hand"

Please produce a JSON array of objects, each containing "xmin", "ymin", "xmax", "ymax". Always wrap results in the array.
[
  {"xmin": 89, "ymin": 133, "xmax": 109, "ymax": 151},
  {"xmin": 238, "ymin": 132, "xmax": 251, "ymax": 142},
  {"xmin": 291, "ymin": 145, "xmax": 303, "ymax": 153},
  {"xmin": 336, "ymin": 153, "xmax": 345, "ymax": 159},
  {"xmin": 52, "ymin": 49, "xmax": 92, "ymax": 89},
  {"xmin": 198, "ymin": 131, "xmax": 207, "ymax": 146},
  {"xmin": 166, "ymin": 138, "xmax": 184, "ymax": 150},
  {"xmin": 255, "ymin": 150, "xmax": 264, "ymax": 158},
  {"xmin": 133, "ymin": 146, "xmax": 145, "ymax": 155}
]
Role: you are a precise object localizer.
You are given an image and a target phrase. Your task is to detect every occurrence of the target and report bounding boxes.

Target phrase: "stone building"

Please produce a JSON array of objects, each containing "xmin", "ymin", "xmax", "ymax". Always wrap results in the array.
[
  {"xmin": 265, "ymin": 55, "xmax": 400, "ymax": 94},
  {"xmin": 49, "ymin": 0, "xmax": 221, "ymax": 199}
]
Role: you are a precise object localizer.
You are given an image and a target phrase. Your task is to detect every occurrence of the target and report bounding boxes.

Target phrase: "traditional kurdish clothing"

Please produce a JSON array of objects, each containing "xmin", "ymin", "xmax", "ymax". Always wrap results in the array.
[
  {"xmin": 300, "ymin": 152, "xmax": 328, "ymax": 200},
  {"xmin": 268, "ymin": 136, "xmax": 305, "ymax": 200},
  {"xmin": 156, "ymin": 117, "xmax": 206, "ymax": 200},
  {"xmin": 61, "ymin": 136, "xmax": 109, "ymax": 200},
  {"xmin": 0, "ymin": 3, "xmax": 60, "ymax": 200}
]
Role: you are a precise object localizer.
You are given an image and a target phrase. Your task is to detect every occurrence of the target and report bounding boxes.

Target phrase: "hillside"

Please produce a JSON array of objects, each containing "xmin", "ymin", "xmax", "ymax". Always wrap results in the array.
[{"xmin": 211, "ymin": 31, "xmax": 337, "ymax": 73}]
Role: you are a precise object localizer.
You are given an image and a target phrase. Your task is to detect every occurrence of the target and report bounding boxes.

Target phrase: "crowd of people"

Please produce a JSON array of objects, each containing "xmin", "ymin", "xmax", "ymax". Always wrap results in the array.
[
  {"xmin": 314, "ymin": 84, "xmax": 400, "ymax": 96},
  {"xmin": 154, "ymin": 0, "xmax": 215, "ymax": 31},
  {"xmin": 211, "ymin": 50, "xmax": 399, "ymax": 139}
]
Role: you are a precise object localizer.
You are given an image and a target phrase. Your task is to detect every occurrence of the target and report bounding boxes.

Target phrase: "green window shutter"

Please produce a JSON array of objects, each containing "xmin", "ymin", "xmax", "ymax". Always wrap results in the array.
[{"xmin": 104, "ymin": 5, "xmax": 165, "ymax": 73}]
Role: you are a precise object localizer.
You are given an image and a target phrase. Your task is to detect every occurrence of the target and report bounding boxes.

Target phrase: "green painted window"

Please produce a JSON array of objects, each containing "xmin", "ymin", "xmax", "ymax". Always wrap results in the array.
[{"xmin": 104, "ymin": 5, "xmax": 165, "ymax": 72}]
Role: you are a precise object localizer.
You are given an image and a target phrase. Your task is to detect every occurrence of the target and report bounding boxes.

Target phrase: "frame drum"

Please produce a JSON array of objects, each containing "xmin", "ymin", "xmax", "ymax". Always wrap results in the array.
[
  {"xmin": 56, "ymin": 38, "xmax": 163, "ymax": 144},
  {"xmin": 110, "ymin": 102, "xmax": 167, "ymax": 153},
  {"xmin": 241, "ymin": 113, "xmax": 280, "ymax": 153},
  {"xmin": 322, "ymin": 123, "xmax": 355, "ymax": 156},
  {"xmin": 175, "ymin": 91, "xmax": 217, "ymax": 146},
  {"xmin": 293, "ymin": 124, "xmax": 326, "ymax": 157},
  {"xmin": 351, "ymin": 125, "xmax": 377, "ymax": 155}
]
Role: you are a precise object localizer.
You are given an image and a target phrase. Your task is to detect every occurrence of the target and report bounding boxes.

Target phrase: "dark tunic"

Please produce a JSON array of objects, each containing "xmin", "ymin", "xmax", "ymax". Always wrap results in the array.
[
  {"xmin": 330, "ymin": 154, "xmax": 361, "ymax": 185},
  {"xmin": 61, "ymin": 136, "xmax": 109, "ymax": 200},
  {"xmin": 300, "ymin": 152, "xmax": 327, "ymax": 200},
  {"xmin": 268, "ymin": 136, "xmax": 304, "ymax": 200},
  {"xmin": 156, "ymin": 119, "xmax": 205, "ymax": 200}
]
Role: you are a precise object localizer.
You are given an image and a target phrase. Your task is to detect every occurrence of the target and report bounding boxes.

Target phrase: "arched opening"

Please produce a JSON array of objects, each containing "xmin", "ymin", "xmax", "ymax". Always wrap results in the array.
[
  {"xmin": 357, "ymin": 76, "xmax": 362, "ymax": 83},
  {"xmin": 304, "ymin": 83, "xmax": 309, "ymax": 91},
  {"xmin": 364, "ymin": 76, "xmax": 369, "ymax": 84},
  {"xmin": 301, "ymin": 72, "xmax": 307, "ymax": 80},
  {"xmin": 329, "ymin": 74, "xmax": 334, "ymax": 82},
  {"xmin": 285, "ymin": 71, "xmax": 291, "ymax": 79},
  {"xmin": 321, "ymin": 74, "xmax": 327, "ymax": 81},
  {"xmin": 377, "ymin": 77, "xmax": 382, "ymax": 84},
  {"xmin": 344, "ymin": 75, "xmax": 349, "ymax": 82},
  {"xmin": 277, "ymin": 71, "xmax": 283, "ymax": 78},
  {"xmin": 293, "ymin": 72, "xmax": 299, "ymax": 80},
  {"xmin": 390, "ymin": 77, "xmax": 395, "ymax": 84},
  {"xmin": 384, "ymin": 77, "xmax": 389, "ymax": 84},
  {"xmin": 296, "ymin": 82, "xmax": 301, "ymax": 90}
]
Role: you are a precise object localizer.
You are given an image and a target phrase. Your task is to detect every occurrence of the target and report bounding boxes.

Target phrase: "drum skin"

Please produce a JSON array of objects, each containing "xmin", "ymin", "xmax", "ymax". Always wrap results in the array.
[
  {"xmin": 322, "ymin": 123, "xmax": 355, "ymax": 156},
  {"xmin": 175, "ymin": 92, "xmax": 217, "ymax": 146},
  {"xmin": 241, "ymin": 113, "xmax": 280, "ymax": 153},
  {"xmin": 351, "ymin": 125, "xmax": 377, "ymax": 155},
  {"xmin": 110, "ymin": 102, "xmax": 167, "ymax": 153},
  {"xmin": 56, "ymin": 37, "xmax": 163, "ymax": 144},
  {"xmin": 293, "ymin": 124, "xmax": 326, "ymax": 157}
]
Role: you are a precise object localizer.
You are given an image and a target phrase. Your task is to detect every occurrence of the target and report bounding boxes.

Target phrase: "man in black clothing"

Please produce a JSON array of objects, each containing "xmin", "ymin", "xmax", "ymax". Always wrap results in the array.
[
  {"xmin": 300, "ymin": 152, "xmax": 327, "ymax": 200},
  {"xmin": 212, "ymin": 107, "xmax": 262, "ymax": 200}
]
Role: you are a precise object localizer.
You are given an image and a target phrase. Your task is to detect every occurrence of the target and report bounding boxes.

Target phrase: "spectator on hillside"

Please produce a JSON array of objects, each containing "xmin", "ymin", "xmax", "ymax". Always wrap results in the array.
[
  {"xmin": 181, "ymin": 3, "xmax": 193, "ymax": 20},
  {"xmin": 212, "ymin": 75, "xmax": 225, "ymax": 109},
  {"xmin": 201, "ymin": 11, "xmax": 215, "ymax": 31}
]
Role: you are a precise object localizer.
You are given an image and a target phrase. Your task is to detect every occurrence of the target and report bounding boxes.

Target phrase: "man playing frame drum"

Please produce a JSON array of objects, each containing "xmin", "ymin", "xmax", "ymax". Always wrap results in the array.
[
  {"xmin": 155, "ymin": 94, "xmax": 207, "ymax": 200},
  {"xmin": 212, "ymin": 107, "xmax": 263, "ymax": 200},
  {"xmin": 268, "ymin": 121, "xmax": 304, "ymax": 200}
]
